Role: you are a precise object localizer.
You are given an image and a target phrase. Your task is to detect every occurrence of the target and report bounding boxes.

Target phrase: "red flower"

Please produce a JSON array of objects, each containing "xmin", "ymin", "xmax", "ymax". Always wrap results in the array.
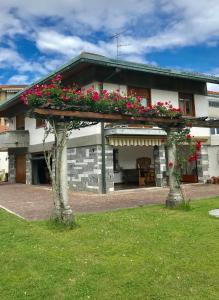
[
  {"xmin": 126, "ymin": 102, "xmax": 134, "ymax": 109},
  {"xmin": 186, "ymin": 134, "xmax": 192, "ymax": 139},
  {"xmin": 92, "ymin": 91, "xmax": 100, "ymax": 102},
  {"xmin": 196, "ymin": 141, "xmax": 202, "ymax": 151},
  {"xmin": 35, "ymin": 91, "xmax": 42, "ymax": 97},
  {"xmin": 168, "ymin": 161, "xmax": 174, "ymax": 168},
  {"xmin": 188, "ymin": 151, "xmax": 198, "ymax": 162}
]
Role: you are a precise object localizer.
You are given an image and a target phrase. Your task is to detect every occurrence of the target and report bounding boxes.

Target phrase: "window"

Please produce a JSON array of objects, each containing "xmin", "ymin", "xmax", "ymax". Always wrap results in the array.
[
  {"xmin": 210, "ymin": 127, "xmax": 219, "ymax": 135},
  {"xmin": 179, "ymin": 93, "xmax": 195, "ymax": 116},
  {"xmin": 36, "ymin": 119, "xmax": 45, "ymax": 129},
  {"xmin": 128, "ymin": 87, "xmax": 151, "ymax": 107},
  {"xmin": 209, "ymin": 100, "xmax": 219, "ymax": 108},
  {"xmin": 209, "ymin": 118, "xmax": 219, "ymax": 135}
]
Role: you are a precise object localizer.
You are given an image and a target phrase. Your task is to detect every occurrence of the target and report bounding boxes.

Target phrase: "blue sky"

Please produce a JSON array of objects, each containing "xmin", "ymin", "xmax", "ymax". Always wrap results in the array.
[{"xmin": 0, "ymin": 0, "xmax": 219, "ymax": 91}]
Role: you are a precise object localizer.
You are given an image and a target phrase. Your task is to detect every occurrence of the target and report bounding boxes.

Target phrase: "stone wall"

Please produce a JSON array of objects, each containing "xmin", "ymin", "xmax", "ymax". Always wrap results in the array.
[
  {"xmin": 67, "ymin": 144, "xmax": 114, "ymax": 193},
  {"xmin": 8, "ymin": 154, "xmax": 15, "ymax": 183},
  {"xmin": 197, "ymin": 145, "xmax": 210, "ymax": 183}
]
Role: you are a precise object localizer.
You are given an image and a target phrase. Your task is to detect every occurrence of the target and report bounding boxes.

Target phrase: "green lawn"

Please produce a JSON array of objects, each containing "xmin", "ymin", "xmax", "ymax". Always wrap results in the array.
[{"xmin": 1, "ymin": 198, "xmax": 219, "ymax": 300}]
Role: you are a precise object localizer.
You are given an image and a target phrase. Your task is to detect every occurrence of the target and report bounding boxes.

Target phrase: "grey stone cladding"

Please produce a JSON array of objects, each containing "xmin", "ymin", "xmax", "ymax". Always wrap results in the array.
[
  {"xmin": 8, "ymin": 154, "xmax": 15, "ymax": 183},
  {"xmin": 67, "ymin": 144, "xmax": 114, "ymax": 193},
  {"xmin": 197, "ymin": 145, "xmax": 210, "ymax": 183},
  {"xmin": 26, "ymin": 154, "xmax": 32, "ymax": 184},
  {"xmin": 154, "ymin": 145, "xmax": 167, "ymax": 187}
]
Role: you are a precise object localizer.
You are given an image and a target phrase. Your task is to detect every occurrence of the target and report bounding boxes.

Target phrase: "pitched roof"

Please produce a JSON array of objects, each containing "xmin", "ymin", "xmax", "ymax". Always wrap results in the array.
[
  {"xmin": 208, "ymin": 91, "xmax": 219, "ymax": 95},
  {"xmin": 0, "ymin": 85, "xmax": 27, "ymax": 88},
  {"xmin": 1, "ymin": 52, "xmax": 219, "ymax": 112}
]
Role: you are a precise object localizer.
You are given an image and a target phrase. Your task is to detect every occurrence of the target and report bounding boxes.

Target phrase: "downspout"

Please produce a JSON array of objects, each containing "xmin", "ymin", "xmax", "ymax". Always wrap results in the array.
[{"xmin": 101, "ymin": 122, "xmax": 107, "ymax": 194}]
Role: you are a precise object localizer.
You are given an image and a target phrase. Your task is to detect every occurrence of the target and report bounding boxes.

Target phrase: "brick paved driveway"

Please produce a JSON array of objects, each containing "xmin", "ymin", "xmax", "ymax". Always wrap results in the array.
[{"xmin": 0, "ymin": 183, "xmax": 219, "ymax": 220}]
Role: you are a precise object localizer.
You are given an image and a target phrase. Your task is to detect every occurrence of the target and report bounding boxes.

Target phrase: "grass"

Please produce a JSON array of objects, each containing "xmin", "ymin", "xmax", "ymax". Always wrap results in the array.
[{"xmin": 0, "ymin": 198, "xmax": 219, "ymax": 300}]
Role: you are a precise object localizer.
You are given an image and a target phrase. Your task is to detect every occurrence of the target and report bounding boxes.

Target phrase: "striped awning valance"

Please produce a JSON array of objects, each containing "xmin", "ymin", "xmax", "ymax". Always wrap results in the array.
[{"xmin": 107, "ymin": 136, "xmax": 163, "ymax": 147}]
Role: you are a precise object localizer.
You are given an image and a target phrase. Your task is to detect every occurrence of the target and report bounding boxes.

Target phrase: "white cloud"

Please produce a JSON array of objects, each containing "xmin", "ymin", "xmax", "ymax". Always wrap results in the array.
[
  {"xmin": 7, "ymin": 74, "xmax": 29, "ymax": 84},
  {"xmin": 0, "ymin": 0, "xmax": 155, "ymax": 38},
  {"xmin": 0, "ymin": 48, "xmax": 23, "ymax": 68},
  {"xmin": 36, "ymin": 31, "xmax": 104, "ymax": 57},
  {"xmin": 207, "ymin": 83, "xmax": 219, "ymax": 92},
  {"xmin": 0, "ymin": 0, "xmax": 219, "ymax": 84}
]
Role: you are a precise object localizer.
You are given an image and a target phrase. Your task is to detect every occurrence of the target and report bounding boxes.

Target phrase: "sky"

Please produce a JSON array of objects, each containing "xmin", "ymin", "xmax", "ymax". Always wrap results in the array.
[{"xmin": 0, "ymin": 0, "xmax": 219, "ymax": 91}]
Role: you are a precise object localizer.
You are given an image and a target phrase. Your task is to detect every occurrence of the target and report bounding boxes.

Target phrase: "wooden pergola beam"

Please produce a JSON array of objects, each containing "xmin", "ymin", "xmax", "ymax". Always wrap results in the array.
[{"xmin": 33, "ymin": 108, "xmax": 219, "ymax": 128}]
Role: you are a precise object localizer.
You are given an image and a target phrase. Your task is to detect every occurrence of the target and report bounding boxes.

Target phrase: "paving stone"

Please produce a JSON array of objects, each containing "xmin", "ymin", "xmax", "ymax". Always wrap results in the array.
[
  {"xmin": 0, "ymin": 183, "xmax": 219, "ymax": 221},
  {"xmin": 209, "ymin": 209, "xmax": 219, "ymax": 218}
]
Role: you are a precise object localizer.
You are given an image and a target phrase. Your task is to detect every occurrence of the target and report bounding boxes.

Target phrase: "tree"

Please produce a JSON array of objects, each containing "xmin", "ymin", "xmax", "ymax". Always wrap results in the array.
[{"xmin": 163, "ymin": 125, "xmax": 201, "ymax": 207}]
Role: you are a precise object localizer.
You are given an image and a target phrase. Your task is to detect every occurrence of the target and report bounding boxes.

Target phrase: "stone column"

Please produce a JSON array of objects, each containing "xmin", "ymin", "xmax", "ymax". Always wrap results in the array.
[
  {"xmin": 165, "ymin": 129, "xmax": 184, "ymax": 207},
  {"xmin": 26, "ymin": 153, "xmax": 32, "ymax": 184},
  {"xmin": 197, "ymin": 145, "xmax": 210, "ymax": 183},
  {"xmin": 55, "ymin": 123, "xmax": 73, "ymax": 223},
  {"xmin": 154, "ymin": 145, "xmax": 167, "ymax": 187},
  {"xmin": 8, "ymin": 154, "xmax": 16, "ymax": 183},
  {"xmin": 105, "ymin": 145, "xmax": 114, "ymax": 192}
]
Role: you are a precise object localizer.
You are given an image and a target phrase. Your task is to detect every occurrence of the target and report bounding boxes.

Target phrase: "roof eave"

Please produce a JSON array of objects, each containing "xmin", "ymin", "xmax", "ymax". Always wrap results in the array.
[{"xmin": 1, "ymin": 52, "xmax": 219, "ymax": 113}]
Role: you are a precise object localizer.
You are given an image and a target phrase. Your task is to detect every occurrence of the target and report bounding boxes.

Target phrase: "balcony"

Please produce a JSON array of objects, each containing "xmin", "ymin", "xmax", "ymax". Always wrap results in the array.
[{"xmin": 0, "ymin": 130, "xmax": 29, "ymax": 151}]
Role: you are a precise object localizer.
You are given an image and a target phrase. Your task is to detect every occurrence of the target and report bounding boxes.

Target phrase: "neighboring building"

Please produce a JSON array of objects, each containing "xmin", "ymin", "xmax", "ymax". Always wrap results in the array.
[
  {"xmin": 0, "ymin": 85, "xmax": 27, "ymax": 180},
  {"xmin": 0, "ymin": 53, "xmax": 219, "ymax": 192},
  {"xmin": 207, "ymin": 91, "xmax": 219, "ymax": 177}
]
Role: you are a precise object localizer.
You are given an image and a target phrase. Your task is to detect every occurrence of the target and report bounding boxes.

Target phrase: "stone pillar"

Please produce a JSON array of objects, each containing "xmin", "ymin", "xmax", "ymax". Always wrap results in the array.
[
  {"xmin": 154, "ymin": 145, "xmax": 167, "ymax": 187},
  {"xmin": 26, "ymin": 154, "xmax": 32, "ymax": 184},
  {"xmin": 197, "ymin": 145, "xmax": 210, "ymax": 183},
  {"xmin": 8, "ymin": 154, "xmax": 16, "ymax": 183},
  {"xmin": 105, "ymin": 145, "xmax": 114, "ymax": 192},
  {"xmin": 165, "ymin": 129, "xmax": 183, "ymax": 207}
]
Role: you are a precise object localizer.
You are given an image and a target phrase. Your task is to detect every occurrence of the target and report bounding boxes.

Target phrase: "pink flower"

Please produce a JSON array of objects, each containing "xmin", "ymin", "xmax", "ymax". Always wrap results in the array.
[
  {"xmin": 62, "ymin": 96, "xmax": 70, "ymax": 102},
  {"xmin": 54, "ymin": 74, "xmax": 62, "ymax": 81}
]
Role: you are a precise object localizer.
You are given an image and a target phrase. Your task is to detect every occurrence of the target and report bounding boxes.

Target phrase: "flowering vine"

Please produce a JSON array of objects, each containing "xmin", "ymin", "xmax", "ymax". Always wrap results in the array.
[
  {"xmin": 162, "ymin": 126, "xmax": 202, "ymax": 183},
  {"xmin": 19, "ymin": 74, "xmax": 182, "ymax": 118}
]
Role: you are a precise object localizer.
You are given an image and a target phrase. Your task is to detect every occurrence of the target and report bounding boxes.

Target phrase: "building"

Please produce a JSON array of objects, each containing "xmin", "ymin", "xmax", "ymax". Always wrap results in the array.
[
  {"xmin": 207, "ymin": 91, "xmax": 219, "ymax": 177},
  {"xmin": 0, "ymin": 85, "xmax": 26, "ymax": 180},
  {"xmin": 0, "ymin": 52, "xmax": 219, "ymax": 192}
]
